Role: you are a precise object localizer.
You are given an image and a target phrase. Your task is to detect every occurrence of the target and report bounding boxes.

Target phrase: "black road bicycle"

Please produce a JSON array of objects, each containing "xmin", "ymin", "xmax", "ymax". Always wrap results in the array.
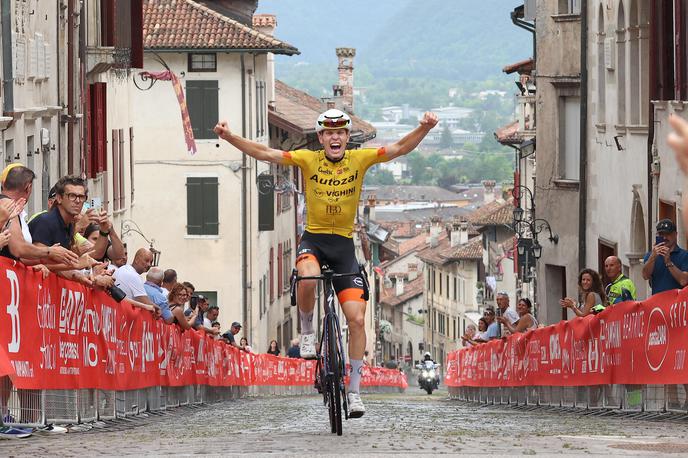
[{"xmin": 290, "ymin": 265, "xmax": 368, "ymax": 436}]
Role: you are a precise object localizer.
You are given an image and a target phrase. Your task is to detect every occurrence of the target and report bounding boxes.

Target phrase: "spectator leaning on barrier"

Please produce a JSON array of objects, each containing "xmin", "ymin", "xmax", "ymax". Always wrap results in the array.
[
  {"xmin": 466, "ymin": 317, "xmax": 490, "ymax": 345},
  {"xmin": 483, "ymin": 306, "xmax": 500, "ymax": 340},
  {"xmin": 240, "ymin": 337, "xmax": 253, "ymax": 353},
  {"xmin": 0, "ymin": 166, "xmax": 78, "ymax": 269},
  {"xmin": 211, "ymin": 321, "xmax": 221, "ymax": 339},
  {"xmin": 166, "ymin": 283, "xmax": 197, "ymax": 330},
  {"xmin": 186, "ymin": 294, "xmax": 210, "ymax": 330},
  {"xmin": 461, "ymin": 324, "xmax": 477, "ymax": 347},
  {"xmin": 144, "ymin": 267, "xmax": 173, "ymax": 323},
  {"xmin": 498, "ymin": 298, "xmax": 538, "ymax": 333},
  {"xmin": 162, "ymin": 268, "xmax": 177, "ymax": 297},
  {"xmin": 267, "ymin": 339, "xmax": 280, "ymax": 356},
  {"xmin": 604, "ymin": 255, "xmax": 637, "ymax": 304},
  {"xmin": 113, "ymin": 248, "xmax": 160, "ymax": 315},
  {"xmin": 287, "ymin": 338, "xmax": 301, "ymax": 358},
  {"xmin": 203, "ymin": 305, "xmax": 221, "ymax": 336},
  {"xmin": 560, "ymin": 268, "xmax": 608, "ymax": 317},
  {"xmin": 642, "ymin": 219, "xmax": 688, "ymax": 295},
  {"xmin": 496, "ymin": 291, "xmax": 519, "ymax": 334},
  {"xmin": 221, "ymin": 322, "xmax": 242, "ymax": 348}
]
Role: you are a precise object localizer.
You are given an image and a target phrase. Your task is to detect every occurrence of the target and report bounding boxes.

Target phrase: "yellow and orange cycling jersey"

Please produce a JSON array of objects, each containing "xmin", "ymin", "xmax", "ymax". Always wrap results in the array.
[{"xmin": 281, "ymin": 147, "xmax": 390, "ymax": 238}]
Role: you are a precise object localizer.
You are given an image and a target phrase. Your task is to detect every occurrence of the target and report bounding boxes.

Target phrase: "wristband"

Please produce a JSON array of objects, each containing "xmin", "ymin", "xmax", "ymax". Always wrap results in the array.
[{"xmin": 99, "ymin": 230, "xmax": 110, "ymax": 236}]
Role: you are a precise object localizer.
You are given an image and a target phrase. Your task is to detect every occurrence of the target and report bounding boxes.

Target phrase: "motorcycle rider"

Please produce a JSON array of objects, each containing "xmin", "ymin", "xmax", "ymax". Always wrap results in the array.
[{"xmin": 417, "ymin": 352, "xmax": 440, "ymax": 391}]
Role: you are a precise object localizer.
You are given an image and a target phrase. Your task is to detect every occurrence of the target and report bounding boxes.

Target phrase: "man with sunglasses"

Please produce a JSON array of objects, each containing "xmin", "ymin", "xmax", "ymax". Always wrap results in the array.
[
  {"xmin": 215, "ymin": 108, "xmax": 438, "ymax": 417},
  {"xmin": 28, "ymin": 175, "xmax": 95, "ymax": 284},
  {"xmin": 0, "ymin": 165, "xmax": 78, "ymax": 267}
]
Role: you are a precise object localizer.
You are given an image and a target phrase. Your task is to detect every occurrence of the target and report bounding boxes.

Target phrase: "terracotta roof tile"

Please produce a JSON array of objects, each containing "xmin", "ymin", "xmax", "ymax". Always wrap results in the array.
[
  {"xmin": 494, "ymin": 120, "xmax": 521, "ymax": 145},
  {"xmin": 471, "ymin": 199, "xmax": 514, "ymax": 226},
  {"xmin": 379, "ymin": 275, "xmax": 424, "ymax": 307},
  {"xmin": 143, "ymin": 0, "xmax": 298, "ymax": 54},
  {"xmin": 270, "ymin": 80, "xmax": 376, "ymax": 143},
  {"xmin": 503, "ymin": 58, "xmax": 535, "ymax": 75},
  {"xmin": 446, "ymin": 236, "xmax": 483, "ymax": 260}
]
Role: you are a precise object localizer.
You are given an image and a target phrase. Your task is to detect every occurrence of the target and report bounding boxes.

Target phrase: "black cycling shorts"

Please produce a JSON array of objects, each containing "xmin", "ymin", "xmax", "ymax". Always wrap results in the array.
[{"xmin": 296, "ymin": 231, "xmax": 366, "ymax": 303}]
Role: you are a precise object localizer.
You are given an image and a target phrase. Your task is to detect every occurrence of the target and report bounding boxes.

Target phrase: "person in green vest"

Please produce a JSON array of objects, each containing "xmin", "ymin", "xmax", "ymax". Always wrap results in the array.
[{"xmin": 604, "ymin": 255, "xmax": 637, "ymax": 304}]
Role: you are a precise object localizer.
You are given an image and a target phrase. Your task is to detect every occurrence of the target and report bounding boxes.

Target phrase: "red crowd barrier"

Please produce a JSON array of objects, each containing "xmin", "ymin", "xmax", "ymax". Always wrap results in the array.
[
  {"xmin": 0, "ymin": 258, "xmax": 406, "ymax": 390},
  {"xmin": 445, "ymin": 286, "xmax": 688, "ymax": 388}
]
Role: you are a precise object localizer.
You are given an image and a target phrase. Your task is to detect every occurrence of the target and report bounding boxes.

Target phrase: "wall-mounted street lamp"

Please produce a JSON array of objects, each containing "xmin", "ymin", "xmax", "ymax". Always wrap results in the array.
[{"xmin": 121, "ymin": 219, "xmax": 161, "ymax": 266}]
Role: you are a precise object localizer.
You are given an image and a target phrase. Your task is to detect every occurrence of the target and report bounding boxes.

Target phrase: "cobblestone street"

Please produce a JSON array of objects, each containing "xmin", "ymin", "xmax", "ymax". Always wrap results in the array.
[{"xmin": 3, "ymin": 389, "xmax": 688, "ymax": 456}]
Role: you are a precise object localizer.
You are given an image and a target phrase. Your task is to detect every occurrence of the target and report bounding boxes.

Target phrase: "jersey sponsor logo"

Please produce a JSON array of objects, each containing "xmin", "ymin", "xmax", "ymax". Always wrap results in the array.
[
  {"xmin": 353, "ymin": 277, "xmax": 364, "ymax": 287},
  {"xmin": 326, "ymin": 187, "xmax": 356, "ymax": 198},
  {"xmin": 326, "ymin": 205, "xmax": 342, "ymax": 215},
  {"xmin": 308, "ymin": 170, "xmax": 359, "ymax": 187},
  {"xmin": 317, "ymin": 166, "xmax": 334, "ymax": 175}
]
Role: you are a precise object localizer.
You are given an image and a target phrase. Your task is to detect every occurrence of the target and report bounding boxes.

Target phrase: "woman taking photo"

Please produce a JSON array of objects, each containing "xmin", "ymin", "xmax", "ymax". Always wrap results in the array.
[
  {"xmin": 560, "ymin": 268, "xmax": 608, "ymax": 318},
  {"xmin": 167, "ymin": 283, "xmax": 198, "ymax": 330},
  {"xmin": 498, "ymin": 298, "xmax": 538, "ymax": 333}
]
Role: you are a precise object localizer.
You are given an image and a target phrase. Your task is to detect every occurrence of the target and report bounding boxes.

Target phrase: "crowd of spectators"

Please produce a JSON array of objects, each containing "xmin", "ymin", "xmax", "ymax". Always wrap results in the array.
[{"xmin": 0, "ymin": 164, "xmax": 251, "ymax": 350}]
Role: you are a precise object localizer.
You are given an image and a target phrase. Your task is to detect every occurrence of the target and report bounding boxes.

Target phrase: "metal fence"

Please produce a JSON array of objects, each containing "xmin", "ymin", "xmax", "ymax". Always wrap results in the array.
[
  {"xmin": 0, "ymin": 382, "xmax": 283, "ymax": 427},
  {"xmin": 448, "ymin": 384, "xmax": 688, "ymax": 413}
]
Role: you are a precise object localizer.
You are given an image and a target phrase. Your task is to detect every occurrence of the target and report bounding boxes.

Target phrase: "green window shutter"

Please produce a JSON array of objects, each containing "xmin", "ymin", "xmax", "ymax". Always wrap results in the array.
[
  {"xmin": 186, "ymin": 80, "xmax": 218, "ymax": 140},
  {"xmin": 258, "ymin": 174, "xmax": 274, "ymax": 231},
  {"xmin": 186, "ymin": 177, "xmax": 203, "ymax": 235},
  {"xmin": 202, "ymin": 82, "xmax": 219, "ymax": 139},
  {"xmin": 202, "ymin": 177, "xmax": 219, "ymax": 235}
]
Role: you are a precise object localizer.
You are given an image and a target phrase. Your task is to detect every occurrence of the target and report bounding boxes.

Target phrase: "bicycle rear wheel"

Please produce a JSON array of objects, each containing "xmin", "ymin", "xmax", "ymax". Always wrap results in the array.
[{"xmin": 327, "ymin": 316, "xmax": 343, "ymax": 436}]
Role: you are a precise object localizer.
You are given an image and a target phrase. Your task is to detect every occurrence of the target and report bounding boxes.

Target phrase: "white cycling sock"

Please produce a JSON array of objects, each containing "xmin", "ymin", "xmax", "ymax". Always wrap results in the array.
[
  {"xmin": 299, "ymin": 310, "xmax": 314, "ymax": 335},
  {"xmin": 349, "ymin": 359, "xmax": 364, "ymax": 394}
]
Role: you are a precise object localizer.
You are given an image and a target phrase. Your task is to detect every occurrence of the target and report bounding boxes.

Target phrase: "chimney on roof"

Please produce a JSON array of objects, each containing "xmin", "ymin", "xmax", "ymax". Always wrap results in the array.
[
  {"xmin": 367, "ymin": 194, "xmax": 376, "ymax": 222},
  {"xmin": 395, "ymin": 276, "xmax": 405, "ymax": 296},
  {"xmin": 252, "ymin": 14, "xmax": 276, "ymax": 35},
  {"xmin": 334, "ymin": 47, "xmax": 356, "ymax": 114},
  {"xmin": 408, "ymin": 263, "xmax": 418, "ymax": 281},
  {"xmin": 482, "ymin": 180, "xmax": 496, "ymax": 204},
  {"xmin": 450, "ymin": 218, "xmax": 469, "ymax": 247}
]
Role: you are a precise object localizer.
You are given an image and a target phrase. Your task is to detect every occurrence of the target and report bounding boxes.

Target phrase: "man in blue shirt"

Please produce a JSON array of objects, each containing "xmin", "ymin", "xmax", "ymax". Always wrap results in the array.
[
  {"xmin": 642, "ymin": 219, "xmax": 688, "ymax": 295},
  {"xmin": 144, "ymin": 267, "xmax": 173, "ymax": 323}
]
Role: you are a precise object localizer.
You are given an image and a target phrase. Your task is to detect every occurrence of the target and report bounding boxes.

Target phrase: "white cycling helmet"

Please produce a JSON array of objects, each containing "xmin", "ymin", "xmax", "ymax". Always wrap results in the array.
[
  {"xmin": 424, "ymin": 352, "xmax": 432, "ymax": 359},
  {"xmin": 315, "ymin": 108, "xmax": 352, "ymax": 132}
]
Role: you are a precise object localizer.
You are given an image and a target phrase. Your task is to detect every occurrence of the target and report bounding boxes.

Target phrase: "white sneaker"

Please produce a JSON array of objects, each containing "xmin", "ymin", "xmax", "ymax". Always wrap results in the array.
[
  {"xmin": 347, "ymin": 392, "xmax": 365, "ymax": 418},
  {"xmin": 299, "ymin": 333, "xmax": 317, "ymax": 360}
]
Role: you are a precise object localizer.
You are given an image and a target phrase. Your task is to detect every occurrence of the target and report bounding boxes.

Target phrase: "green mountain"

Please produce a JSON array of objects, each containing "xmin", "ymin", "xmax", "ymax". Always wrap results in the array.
[{"xmin": 257, "ymin": 0, "xmax": 531, "ymax": 81}]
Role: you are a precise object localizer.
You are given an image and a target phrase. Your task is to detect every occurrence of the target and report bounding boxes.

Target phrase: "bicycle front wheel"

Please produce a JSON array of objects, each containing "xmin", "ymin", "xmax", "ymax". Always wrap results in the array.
[{"xmin": 326, "ymin": 317, "xmax": 343, "ymax": 436}]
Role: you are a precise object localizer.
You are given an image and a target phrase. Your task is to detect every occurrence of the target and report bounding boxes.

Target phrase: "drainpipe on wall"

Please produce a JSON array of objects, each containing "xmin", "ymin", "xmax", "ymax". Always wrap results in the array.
[
  {"xmin": 648, "ymin": 2, "xmax": 659, "ymax": 249},
  {"xmin": 241, "ymin": 53, "xmax": 249, "ymax": 340},
  {"xmin": 578, "ymin": 0, "xmax": 588, "ymax": 272},
  {"xmin": 2, "ymin": 0, "xmax": 13, "ymax": 113},
  {"xmin": 56, "ymin": 0, "xmax": 62, "ymax": 176},
  {"xmin": 511, "ymin": 8, "xmax": 536, "ymax": 62},
  {"xmin": 67, "ymin": 0, "xmax": 75, "ymax": 174}
]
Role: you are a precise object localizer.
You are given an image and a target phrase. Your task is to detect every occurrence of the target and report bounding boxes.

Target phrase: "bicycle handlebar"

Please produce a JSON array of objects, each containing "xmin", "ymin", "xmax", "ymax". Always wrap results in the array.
[{"xmin": 293, "ymin": 271, "xmax": 361, "ymax": 282}]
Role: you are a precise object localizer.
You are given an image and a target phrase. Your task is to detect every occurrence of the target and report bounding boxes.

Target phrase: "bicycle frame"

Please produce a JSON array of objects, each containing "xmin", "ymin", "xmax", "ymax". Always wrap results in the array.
[{"xmin": 290, "ymin": 265, "xmax": 369, "ymax": 435}]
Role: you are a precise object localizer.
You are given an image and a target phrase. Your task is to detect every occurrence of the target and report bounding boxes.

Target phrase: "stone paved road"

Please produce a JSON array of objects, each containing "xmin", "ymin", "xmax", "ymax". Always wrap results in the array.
[{"xmin": 3, "ymin": 389, "xmax": 688, "ymax": 456}]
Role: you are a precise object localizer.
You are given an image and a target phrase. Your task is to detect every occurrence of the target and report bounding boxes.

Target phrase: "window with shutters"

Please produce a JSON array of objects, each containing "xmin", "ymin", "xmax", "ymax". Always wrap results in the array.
[
  {"xmin": 277, "ymin": 242, "xmax": 283, "ymax": 297},
  {"xmin": 282, "ymin": 240, "xmax": 292, "ymax": 293},
  {"xmin": 186, "ymin": 80, "xmax": 219, "ymax": 139},
  {"xmin": 269, "ymin": 247, "xmax": 274, "ymax": 303},
  {"xmin": 100, "ymin": 0, "xmax": 143, "ymax": 68},
  {"xmin": 112, "ymin": 130, "xmax": 120, "ymax": 211},
  {"xmin": 88, "ymin": 82, "xmax": 107, "ymax": 179},
  {"xmin": 186, "ymin": 177, "xmax": 219, "ymax": 235},
  {"xmin": 255, "ymin": 80, "xmax": 266, "ymax": 137}
]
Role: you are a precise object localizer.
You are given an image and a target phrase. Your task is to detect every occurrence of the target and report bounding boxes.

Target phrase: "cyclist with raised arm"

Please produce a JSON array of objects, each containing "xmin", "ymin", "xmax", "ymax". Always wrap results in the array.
[{"xmin": 214, "ymin": 108, "xmax": 438, "ymax": 417}]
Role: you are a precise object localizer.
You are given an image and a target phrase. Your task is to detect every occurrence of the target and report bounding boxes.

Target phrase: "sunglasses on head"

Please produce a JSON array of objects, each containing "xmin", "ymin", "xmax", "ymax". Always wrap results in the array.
[{"xmin": 318, "ymin": 118, "xmax": 349, "ymax": 129}]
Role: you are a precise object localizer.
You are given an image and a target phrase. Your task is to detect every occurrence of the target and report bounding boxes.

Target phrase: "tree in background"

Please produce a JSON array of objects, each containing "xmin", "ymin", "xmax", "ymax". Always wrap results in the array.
[{"xmin": 439, "ymin": 125, "xmax": 454, "ymax": 149}]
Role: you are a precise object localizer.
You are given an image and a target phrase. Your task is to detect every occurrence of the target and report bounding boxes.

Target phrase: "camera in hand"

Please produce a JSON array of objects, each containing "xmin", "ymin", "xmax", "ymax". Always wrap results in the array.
[
  {"xmin": 189, "ymin": 295, "xmax": 198, "ymax": 310},
  {"xmin": 108, "ymin": 285, "xmax": 127, "ymax": 302}
]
